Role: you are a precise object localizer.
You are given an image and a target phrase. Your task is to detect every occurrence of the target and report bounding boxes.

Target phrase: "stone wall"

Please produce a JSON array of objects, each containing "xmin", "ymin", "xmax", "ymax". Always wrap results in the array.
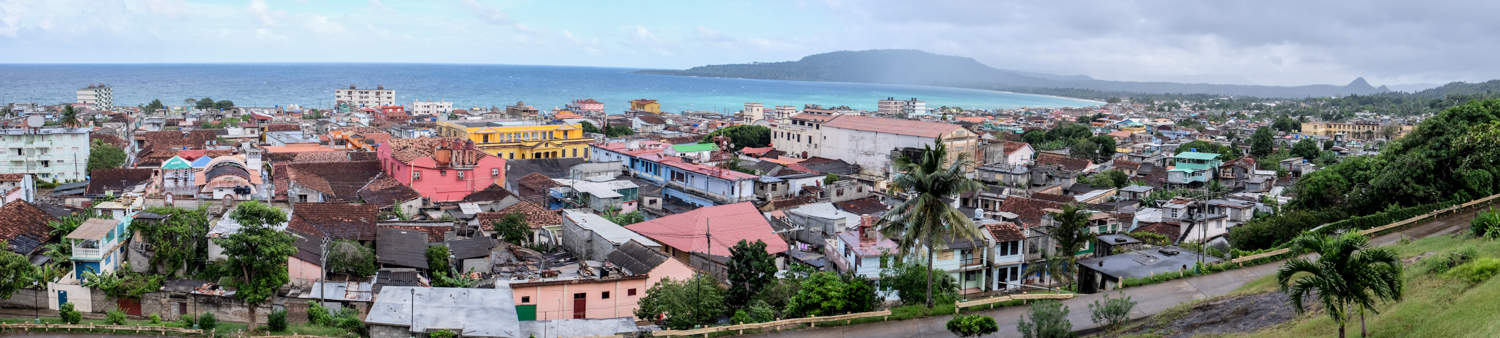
[
  {"xmin": 370, "ymin": 324, "xmax": 410, "ymax": 338},
  {"xmin": 0, "ymin": 288, "xmax": 45, "ymax": 309}
]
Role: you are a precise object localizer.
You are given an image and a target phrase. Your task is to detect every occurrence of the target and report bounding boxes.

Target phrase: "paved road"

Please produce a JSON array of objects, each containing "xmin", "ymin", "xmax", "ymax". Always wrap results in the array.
[{"xmin": 746, "ymin": 206, "xmax": 1483, "ymax": 338}]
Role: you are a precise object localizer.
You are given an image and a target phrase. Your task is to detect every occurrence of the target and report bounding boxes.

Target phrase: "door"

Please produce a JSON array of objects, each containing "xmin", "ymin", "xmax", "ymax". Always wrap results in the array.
[
  {"xmin": 572, "ymin": 293, "xmax": 586, "ymax": 319},
  {"xmin": 57, "ymin": 291, "xmax": 67, "ymax": 308},
  {"xmin": 515, "ymin": 305, "xmax": 536, "ymax": 321},
  {"xmin": 118, "ymin": 297, "xmax": 143, "ymax": 316}
]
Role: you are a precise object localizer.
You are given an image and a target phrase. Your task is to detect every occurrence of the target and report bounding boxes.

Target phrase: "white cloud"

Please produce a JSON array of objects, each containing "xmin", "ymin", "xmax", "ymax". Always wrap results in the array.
[
  {"xmin": 305, "ymin": 15, "xmax": 346, "ymax": 34},
  {"xmin": 248, "ymin": 0, "xmax": 274, "ymax": 26}
]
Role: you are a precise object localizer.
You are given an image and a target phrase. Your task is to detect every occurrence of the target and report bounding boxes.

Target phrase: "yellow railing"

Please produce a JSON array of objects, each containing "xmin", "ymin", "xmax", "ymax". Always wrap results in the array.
[
  {"xmin": 652, "ymin": 293, "xmax": 1075, "ymax": 336},
  {"xmin": 0, "ymin": 323, "xmax": 204, "ymax": 335},
  {"xmin": 1229, "ymin": 193, "xmax": 1500, "ymax": 265}
]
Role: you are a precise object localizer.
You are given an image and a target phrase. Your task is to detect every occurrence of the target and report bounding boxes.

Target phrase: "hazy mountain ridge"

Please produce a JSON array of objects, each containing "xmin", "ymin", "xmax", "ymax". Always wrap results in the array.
[{"xmin": 642, "ymin": 49, "xmax": 1389, "ymax": 98}]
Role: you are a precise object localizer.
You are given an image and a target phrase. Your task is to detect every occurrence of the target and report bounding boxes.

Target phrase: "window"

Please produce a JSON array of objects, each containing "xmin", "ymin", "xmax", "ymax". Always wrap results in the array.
[
  {"xmin": 627, "ymin": 288, "xmax": 637, "ymax": 296},
  {"xmin": 412, "ymin": 172, "xmax": 421, "ymax": 180},
  {"xmin": 440, "ymin": 169, "xmax": 446, "ymax": 176},
  {"xmin": 573, "ymin": 293, "xmax": 586, "ymax": 299},
  {"xmin": 521, "ymin": 296, "xmax": 531, "ymax": 303},
  {"xmin": 298, "ymin": 194, "xmax": 308, "ymax": 202},
  {"xmin": 572, "ymin": 148, "xmax": 578, "ymax": 157},
  {"xmin": 601, "ymin": 291, "xmax": 610, "ymax": 299},
  {"xmin": 492, "ymin": 168, "xmax": 500, "ymax": 176},
  {"xmin": 457, "ymin": 171, "xmax": 465, "ymax": 180}
]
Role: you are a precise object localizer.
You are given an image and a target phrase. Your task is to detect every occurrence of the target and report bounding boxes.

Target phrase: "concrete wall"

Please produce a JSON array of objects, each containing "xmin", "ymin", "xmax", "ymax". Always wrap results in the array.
[
  {"xmin": 560, "ymin": 216, "xmax": 618, "ymax": 262},
  {"xmin": 510, "ymin": 278, "xmax": 649, "ymax": 321}
]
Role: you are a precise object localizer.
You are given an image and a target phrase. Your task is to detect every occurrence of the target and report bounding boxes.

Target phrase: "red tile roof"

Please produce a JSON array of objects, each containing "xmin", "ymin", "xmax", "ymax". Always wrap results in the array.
[
  {"xmin": 476, "ymin": 201, "xmax": 559, "ymax": 230},
  {"xmin": 998, "ymin": 196, "xmax": 1068, "ymax": 228},
  {"xmin": 1002, "ymin": 141, "xmax": 1030, "ymax": 155},
  {"xmin": 986, "ymin": 222, "xmax": 1026, "ymax": 242},
  {"xmin": 290, "ymin": 203, "xmax": 379, "ymax": 241},
  {"xmin": 1036, "ymin": 152, "xmax": 1092, "ymax": 172},
  {"xmin": 626, "ymin": 202, "xmax": 787, "ymax": 257},
  {"xmin": 823, "ymin": 115, "xmax": 965, "ymax": 138},
  {"xmin": 0, "ymin": 200, "xmax": 56, "ymax": 255}
]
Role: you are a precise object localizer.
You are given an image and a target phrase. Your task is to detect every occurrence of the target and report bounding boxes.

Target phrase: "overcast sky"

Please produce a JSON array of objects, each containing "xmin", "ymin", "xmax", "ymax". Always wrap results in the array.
[{"xmin": 0, "ymin": 0, "xmax": 1493, "ymax": 88}]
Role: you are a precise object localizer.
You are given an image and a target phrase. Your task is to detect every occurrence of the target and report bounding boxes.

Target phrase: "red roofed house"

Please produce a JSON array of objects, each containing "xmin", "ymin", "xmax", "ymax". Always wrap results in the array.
[
  {"xmin": 625, "ymin": 202, "xmax": 787, "ymax": 280},
  {"xmin": 377, "ymin": 138, "xmax": 506, "ymax": 202}
]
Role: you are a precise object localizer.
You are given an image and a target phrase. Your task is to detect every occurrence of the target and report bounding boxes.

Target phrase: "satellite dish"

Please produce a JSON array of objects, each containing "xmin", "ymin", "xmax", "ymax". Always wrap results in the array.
[{"xmin": 25, "ymin": 115, "xmax": 43, "ymax": 128}]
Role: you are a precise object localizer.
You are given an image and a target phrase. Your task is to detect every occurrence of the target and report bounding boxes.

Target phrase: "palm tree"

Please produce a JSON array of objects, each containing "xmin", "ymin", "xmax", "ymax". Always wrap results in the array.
[
  {"xmin": 878, "ymin": 139, "xmax": 983, "ymax": 307},
  {"xmin": 59, "ymin": 105, "xmax": 79, "ymax": 128},
  {"xmin": 1023, "ymin": 204, "xmax": 1095, "ymax": 289},
  {"xmin": 1277, "ymin": 232, "xmax": 1402, "ymax": 338}
]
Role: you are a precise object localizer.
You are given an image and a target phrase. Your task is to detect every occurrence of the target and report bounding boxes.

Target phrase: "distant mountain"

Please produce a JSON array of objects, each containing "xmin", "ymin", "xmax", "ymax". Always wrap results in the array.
[{"xmin": 642, "ymin": 49, "xmax": 1390, "ymax": 98}]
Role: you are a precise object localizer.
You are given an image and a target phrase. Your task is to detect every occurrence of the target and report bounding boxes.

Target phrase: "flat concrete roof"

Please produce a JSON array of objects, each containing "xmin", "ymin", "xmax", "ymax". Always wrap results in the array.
[
  {"xmin": 364, "ymin": 285, "xmax": 520, "ymax": 337},
  {"xmin": 1077, "ymin": 246, "xmax": 1221, "ymax": 280}
]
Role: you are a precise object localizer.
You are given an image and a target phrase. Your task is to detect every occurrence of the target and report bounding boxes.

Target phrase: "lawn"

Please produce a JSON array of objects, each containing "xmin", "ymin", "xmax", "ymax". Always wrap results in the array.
[{"xmin": 1239, "ymin": 234, "xmax": 1500, "ymax": 338}]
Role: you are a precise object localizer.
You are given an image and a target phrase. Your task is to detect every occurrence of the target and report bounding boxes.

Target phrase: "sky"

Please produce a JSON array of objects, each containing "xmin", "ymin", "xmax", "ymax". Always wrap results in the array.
[{"xmin": 0, "ymin": 0, "xmax": 1494, "ymax": 89}]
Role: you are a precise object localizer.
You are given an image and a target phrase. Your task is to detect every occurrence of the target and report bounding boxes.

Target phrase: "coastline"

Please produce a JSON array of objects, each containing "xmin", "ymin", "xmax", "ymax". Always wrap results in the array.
[{"xmin": 634, "ymin": 69, "xmax": 1104, "ymax": 108}]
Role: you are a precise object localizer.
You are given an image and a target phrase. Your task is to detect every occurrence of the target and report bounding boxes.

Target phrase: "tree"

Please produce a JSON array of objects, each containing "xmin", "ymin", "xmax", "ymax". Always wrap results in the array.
[
  {"xmin": 325, "ymin": 240, "xmax": 376, "ymax": 277},
  {"xmin": 1175, "ymin": 140, "xmax": 1241, "ymax": 161},
  {"xmin": 1080, "ymin": 170, "xmax": 1129, "ymax": 189},
  {"xmin": 701, "ymin": 125, "xmax": 771, "ymax": 150},
  {"xmin": 1046, "ymin": 204, "xmax": 1096, "ymax": 289},
  {"xmin": 824, "ymin": 173, "xmax": 840, "ymax": 184},
  {"xmin": 135, "ymin": 207, "xmax": 211, "ymax": 276},
  {"xmin": 877, "ymin": 139, "xmax": 983, "ymax": 307},
  {"xmin": 143, "ymin": 99, "xmax": 165, "ymax": 113},
  {"xmin": 88, "ymin": 141, "xmax": 126, "ymax": 171},
  {"xmin": 60, "ymin": 105, "xmax": 79, "ymax": 128},
  {"xmin": 783, "ymin": 272, "xmax": 850, "ymax": 317},
  {"xmin": 195, "ymin": 97, "xmax": 216, "ymax": 110},
  {"xmin": 634, "ymin": 274, "xmax": 726, "ymax": 330},
  {"xmin": 0, "ymin": 241, "xmax": 33, "ymax": 299},
  {"xmin": 580, "ymin": 121, "xmax": 601, "ymax": 134},
  {"xmin": 1089, "ymin": 135, "xmax": 1117, "ymax": 163},
  {"xmin": 947, "ymin": 314, "xmax": 999, "ymax": 337},
  {"xmin": 214, "ymin": 100, "xmax": 235, "ymax": 110},
  {"xmin": 1273, "ymin": 115, "xmax": 1301, "ymax": 132},
  {"xmin": 426, "ymin": 245, "xmax": 452, "ymax": 277},
  {"xmin": 1088, "ymin": 293, "xmax": 1136, "ymax": 331},
  {"xmin": 1278, "ymin": 233, "xmax": 1402, "ymax": 338},
  {"xmin": 1016, "ymin": 300, "xmax": 1072, "ymax": 338},
  {"xmin": 1250, "ymin": 127, "xmax": 1275, "ymax": 158},
  {"xmin": 1291, "ymin": 138, "xmax": 1321, "ymax": 159},
  {"xmin": 490, "ymin": 212, "xmax": 531, "ymax": 244},
  {"xmin": 726, "ymin": 240, "xmax": 776, "ymax": 309},
  {"xmin": 216, "ymin": 201, "xmax": 294, "ymax": 330},
  {"xmin": 1067, "ymin": 139, "xmax": 1098, "ymax": 161},
  {"xmin": 879, "ymin": 258, "xmax": 957, "ymax": 305}
]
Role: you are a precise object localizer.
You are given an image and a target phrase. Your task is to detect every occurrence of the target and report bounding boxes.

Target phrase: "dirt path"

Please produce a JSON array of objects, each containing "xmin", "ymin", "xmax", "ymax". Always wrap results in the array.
[{"xmin": 744, "ymin": 204, "xmax": 1485, "ymax": 338}]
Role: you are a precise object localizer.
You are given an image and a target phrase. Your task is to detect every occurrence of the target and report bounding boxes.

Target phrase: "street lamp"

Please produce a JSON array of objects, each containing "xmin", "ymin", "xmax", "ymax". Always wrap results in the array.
[{"xmin": 32, "ymin": 281, "xmax": 40, "ymax": 323}]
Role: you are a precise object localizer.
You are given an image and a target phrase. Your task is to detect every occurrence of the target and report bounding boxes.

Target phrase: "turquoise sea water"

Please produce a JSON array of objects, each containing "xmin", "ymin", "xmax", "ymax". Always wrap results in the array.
[{"xmin": 0, "ymin": 64, "xmax": 1097, "ymax": 112}]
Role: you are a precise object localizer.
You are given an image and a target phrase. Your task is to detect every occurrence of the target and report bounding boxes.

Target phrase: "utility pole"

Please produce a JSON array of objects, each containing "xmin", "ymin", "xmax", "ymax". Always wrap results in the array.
[{"xmin": 320, "ymin": 235, "xmax": 330, "ymax": 306}]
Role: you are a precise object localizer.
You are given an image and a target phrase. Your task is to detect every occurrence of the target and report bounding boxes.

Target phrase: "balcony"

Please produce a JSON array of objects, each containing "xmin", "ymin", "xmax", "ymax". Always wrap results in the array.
[{"xmin": 72, "ymin": 247, "xmax": 102, "ymax": 260}]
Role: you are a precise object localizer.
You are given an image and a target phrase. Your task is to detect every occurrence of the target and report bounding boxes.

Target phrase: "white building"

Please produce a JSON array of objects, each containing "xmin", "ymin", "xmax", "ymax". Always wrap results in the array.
[
  {"xmin": 877, "ymin": 97, "xmax": 926, "ymax": 116},
  {"xmin": 742, "ymin": 102, "xmax": 765, "ymax": 121},
  {"xmin": 76, "ymin": 84, "xmax": 112, "ymax": 110},
  {"xmin": 335, "ymin": 85, "xmax": 395, "ymax": 108},
  {"xmin": 411, "ymin": 100, "xmax": 453, "ymax": 116},
  {"xmin": 818, "ymin": 115, "xmax": 977, "ymax": 178},
  {"xmin": 0, "ymin": 127, "xmax": 91, "ymax": 182},
  {"xmin": 771, "ymin": 113, "xmax": 836, "ymax": 159},
  {"xmin": 772, "ymin": 105, "xmax": 797, "ymax": 122}
]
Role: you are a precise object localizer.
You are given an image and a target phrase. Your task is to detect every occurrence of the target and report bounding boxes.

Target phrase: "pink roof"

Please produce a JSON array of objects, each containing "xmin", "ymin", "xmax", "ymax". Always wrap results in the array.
[
  {"xmin": 740, "ymin": 147, "xmax": 773, "ymax": 155},
  {"xmin": 659, "ymin": 156, "xmax": 758, "ymax": 181},
  {"xmin": 595, "ymin": 140, "xmax": 669, "ymax": 157},
  {"xmin": 823, "ymin": 115, "xmax": 964, "ymax": 138},
  {"xmin": 626, "ymin": 202, "xmax": 788, "ymax": 256}
]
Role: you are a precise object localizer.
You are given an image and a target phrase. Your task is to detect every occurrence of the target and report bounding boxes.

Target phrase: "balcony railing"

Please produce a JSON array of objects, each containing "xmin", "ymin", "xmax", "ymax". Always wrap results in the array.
[{"xmin": 72, "ymin": 247, "xmax": 102, "ymax": 259}]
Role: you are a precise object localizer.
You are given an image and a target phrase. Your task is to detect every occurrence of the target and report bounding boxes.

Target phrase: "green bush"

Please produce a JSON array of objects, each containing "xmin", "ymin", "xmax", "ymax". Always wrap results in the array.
[
  {"xmin": 1471, "ymin": 209, "xmax": 1500, "ymax": 238},
  {"xmin": 107, "ymin": 309, "xmax": 127, "ymax": 325},
  {"xmin": 149, "ymin": 313, "xmax": 162, "ymax": 325},
  {"xmin": 1421, "ymin": 247, "xmax": 1477, "ymax": 274},
  {"xmin": 58, "ymin": 302, "xmax": 82, "ymax": 324},
  {"xmin": 946, "ymin": 314, "xmax": 999, "ymax": 337},
  {"xmin": 307, "ymin": 301, "xmax": 332, "ymax": 325},
  {"xmin": 268, "ymin": 309, "xmax": 288, "ymax": 332},
  {"xmin": 429, "ymin": 329, "xmax": 458, "ymax": 338},
  {"xmin": 1088, "ymin": 293, "xmax": 1136, "ymax": 331},
  {"xmin": 197, "ymin": 312, "xmax": 217, "ymax": 331},
  {"xmin": 1448, "ymin": 257, "xmax": 1500, "ymax": 284},
  {"xmin": 729, "ymin": 300, "xmax": 776, "ymax": 324},
  {"xmin": 334, "ymin": 307, "xmax": 366, "ymax": 335},
  {"xmin": 1016, "ymin": 300, "xmax": 1072, "ymax": 338},
  {"xmin": 178, "ymin": 313, "xmax": 196, "ymax": 327}
]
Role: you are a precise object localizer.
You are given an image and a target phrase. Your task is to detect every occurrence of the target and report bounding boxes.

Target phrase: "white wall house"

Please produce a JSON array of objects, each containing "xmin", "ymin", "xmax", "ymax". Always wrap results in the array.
[
  {"xmin": 818, "ymin": 115, "xmax": 977, "ymax": 178},
  {"xmin": 0, "ymin": 127, "xmax": 91, "ymax": 182},
  {"xmin": 335, "ymin": 85, "xmax": 395, "ymax": 108},
  {"xmin": 410, "ymin": 100, "xmax": 453, "ymax": 116}
]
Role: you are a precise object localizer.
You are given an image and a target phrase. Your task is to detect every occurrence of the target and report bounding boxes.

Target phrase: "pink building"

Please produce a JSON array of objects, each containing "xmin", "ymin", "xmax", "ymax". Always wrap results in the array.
[
  {"xmin": 510, "ymin": 241, "xmax": 694, "ymax": 321},
  {"xmin": 377, "ymin": 138, "xmax": 506, "ymax": 202},
  {"xmin": 572, "ymin": 98, "xmax": 605, "ymax": 114}
]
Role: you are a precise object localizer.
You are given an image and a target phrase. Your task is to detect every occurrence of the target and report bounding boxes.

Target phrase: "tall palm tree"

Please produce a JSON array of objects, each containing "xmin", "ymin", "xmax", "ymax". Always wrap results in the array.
[
  {"xmin": 1049, "ymin": 204, "xmax": 1095, "ymax": 289},
  {"xmin": 878, "ymin": 139, "xmax": 983, "ymax": 307},
  {"xmin": 59, "ymin": 105, "xmax": 79, "ymax": 128},
  {"xmin": 1277, "ymin": 232, "xmax": 1402, "ymax": 338}
]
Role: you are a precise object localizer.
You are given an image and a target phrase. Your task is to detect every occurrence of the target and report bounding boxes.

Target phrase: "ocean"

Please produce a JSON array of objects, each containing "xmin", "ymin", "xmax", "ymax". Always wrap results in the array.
[{"xmin": 0, "ymin": 64, "xmax": 1097, "ymax": 112}]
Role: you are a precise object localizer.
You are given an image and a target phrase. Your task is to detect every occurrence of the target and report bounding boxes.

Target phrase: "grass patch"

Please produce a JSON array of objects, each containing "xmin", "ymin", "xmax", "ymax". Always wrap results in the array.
[
  {"xmin": 1230, "ymin": 273, "xmax": 1281, "ymax": 296},
  {"xmin": 1240, "ymin": 234, "xmax": 1500, "ymax": 338}
]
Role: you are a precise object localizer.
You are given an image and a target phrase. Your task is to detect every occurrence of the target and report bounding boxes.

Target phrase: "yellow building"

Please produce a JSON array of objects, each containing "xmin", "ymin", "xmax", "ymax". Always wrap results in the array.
[
  {"xmin": 435, "ymin": 121, "xmax": 591, "ymax": 160},
  {"xmin": 629, "ymin": 99, "xmax": 661, "ymax": 114},
  {"xmin": 1300, "ymin": 122, "xmax": 1413, "ymax": 140}
]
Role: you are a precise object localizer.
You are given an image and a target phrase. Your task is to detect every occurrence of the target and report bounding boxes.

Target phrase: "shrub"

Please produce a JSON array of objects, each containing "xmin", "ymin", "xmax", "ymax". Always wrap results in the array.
[
  {"xmin": 307, "ymin": 301, "xmax": 332, "ymax": 325},
  {"xmin": 178, "ymin": 313, "xmax": 196, "ymax": 327},
  {"xmin": 197, "ymin": 313, "xmax": 217, "ymax": 331},
  {"xmin": 334, "ymin": 308, "xmax": 367, "ymax": 335},
  {"xmin": 1421, "ymin": 247, "xmax": 1477, "ymax": 274},
  {"xmin": 1472, "ymin": 209, "xmax": 1500, "ymax": 238},
  {"xmin": 1016, "ymin": 300, "xmax": 1072, "ymax": 338},
  {"xmin": 730, "ymin": 300, "xmax": 776, "ymax": 324},
  {"xmin": 107, "ymin": 309, "xmax": 127, "ymax": 325},
  {"xmin": 429, "ymin": 329, "xmax": 458, "ymax": 338},
  {"xmin": 1448, "ymin": 257, "xmax": 1500, "ymax": 284},
  {"xmin": 268, "ymin": 309, "xmax": 288, "ymax": 332},
  {"xmin": 58, "ymin": 302, "xmax": 82, "ymax": 324},
  {"xmin": 946, "ymin": 314, "xmax": 999, "ymax": 337},
  {"xmin": 149, "ymin": 313, "xmax": 162, "ymax": 325},
  {"xmin": 1088, "ymin": 293, "xmax": 1136, "ymax": 331}
]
